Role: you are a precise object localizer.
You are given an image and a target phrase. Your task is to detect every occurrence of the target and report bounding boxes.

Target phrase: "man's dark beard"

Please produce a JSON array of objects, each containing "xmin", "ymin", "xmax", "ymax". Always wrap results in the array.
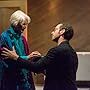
[{"xmin": 53, "ymin": 36, "xmax": 60, "ymax": 42}]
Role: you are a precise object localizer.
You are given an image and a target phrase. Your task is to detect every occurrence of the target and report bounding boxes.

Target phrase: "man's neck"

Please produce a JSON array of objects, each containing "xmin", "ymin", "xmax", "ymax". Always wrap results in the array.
[{"xmin": 57, "ymin": 37, "xmax": 67, "ymax": 45}]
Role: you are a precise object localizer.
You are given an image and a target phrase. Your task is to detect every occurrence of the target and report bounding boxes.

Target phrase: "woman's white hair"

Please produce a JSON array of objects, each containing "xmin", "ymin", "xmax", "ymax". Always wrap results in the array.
[{"xmin": 10, "ymin": 10, "xmax": 31, "ymax": 26}]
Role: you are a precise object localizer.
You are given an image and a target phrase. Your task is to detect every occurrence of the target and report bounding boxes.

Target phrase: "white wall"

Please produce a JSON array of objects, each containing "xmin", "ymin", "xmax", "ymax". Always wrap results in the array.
[{"xmin": 76, "ymin": 52, "xmax": 90, "ymax": 81}]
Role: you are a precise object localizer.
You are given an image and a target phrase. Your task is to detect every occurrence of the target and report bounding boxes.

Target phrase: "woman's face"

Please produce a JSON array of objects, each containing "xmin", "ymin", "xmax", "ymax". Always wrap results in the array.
[
  {"xmin": 14, "ymin": 21, "xmax": 28, "ymax": 34},
  {"xmin": 20, "ymin": 22, "xmax": 28, "ymax": 33}
]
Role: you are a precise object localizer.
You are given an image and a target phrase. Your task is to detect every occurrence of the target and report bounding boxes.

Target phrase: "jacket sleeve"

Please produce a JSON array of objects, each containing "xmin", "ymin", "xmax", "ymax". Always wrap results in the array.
[
  {"xmin": 0, "ymin": 34, "xmax": 10, "ymax": 49},
  {"xmin": 0, "ymin": 35, "xmax": 8, "ymax": 68},
  {"xmin": 16, "ymin": 47, "xmax": 59, "ymax": 72}
]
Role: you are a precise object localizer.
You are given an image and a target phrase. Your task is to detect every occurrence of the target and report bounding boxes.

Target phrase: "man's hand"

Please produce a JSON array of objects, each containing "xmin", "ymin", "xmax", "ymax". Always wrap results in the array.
[
  {"xmin": 28, "ymin": 51, "xmax": 41, "ymax": 59},
  {"xmin": 1, "ymin": 47, "xmax": 19, "ymax": 60}
]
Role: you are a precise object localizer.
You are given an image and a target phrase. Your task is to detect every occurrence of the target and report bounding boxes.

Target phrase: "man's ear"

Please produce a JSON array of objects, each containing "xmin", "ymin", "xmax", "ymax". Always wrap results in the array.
[{"xmin": 59, "ymin": 29, "xmax": 65, "ymax": 35}]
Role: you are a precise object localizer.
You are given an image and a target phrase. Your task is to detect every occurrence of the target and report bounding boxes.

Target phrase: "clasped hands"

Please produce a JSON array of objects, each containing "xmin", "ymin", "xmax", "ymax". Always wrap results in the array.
[{"xmin": 1, "ymin": 47, "xmax": 41, "ymax": 60}]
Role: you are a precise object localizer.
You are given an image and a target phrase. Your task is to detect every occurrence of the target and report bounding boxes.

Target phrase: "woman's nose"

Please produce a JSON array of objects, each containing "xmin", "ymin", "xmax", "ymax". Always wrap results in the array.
[{"xmin": 51, "ymin": 31, "xmax": 54, "ymax": 35}]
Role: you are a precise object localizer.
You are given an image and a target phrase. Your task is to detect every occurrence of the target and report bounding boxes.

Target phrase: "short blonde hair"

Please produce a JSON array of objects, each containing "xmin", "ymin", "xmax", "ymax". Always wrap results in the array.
[{"xmin": 10, "ymin": 10, "xmax": 31, "ymax": 26}]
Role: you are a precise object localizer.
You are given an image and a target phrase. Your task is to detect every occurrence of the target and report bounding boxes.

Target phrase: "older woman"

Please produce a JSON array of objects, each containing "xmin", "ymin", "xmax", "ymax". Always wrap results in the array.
[{"xmin": 0, "ymin": 10, "xmax": 35, "ymax": 90}]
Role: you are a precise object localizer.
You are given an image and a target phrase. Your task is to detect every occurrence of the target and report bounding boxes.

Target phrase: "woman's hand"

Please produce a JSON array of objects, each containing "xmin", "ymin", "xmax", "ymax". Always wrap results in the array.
[{"xmin": 1, "ymin": 47, "xmax": 19, "ymax": 60}]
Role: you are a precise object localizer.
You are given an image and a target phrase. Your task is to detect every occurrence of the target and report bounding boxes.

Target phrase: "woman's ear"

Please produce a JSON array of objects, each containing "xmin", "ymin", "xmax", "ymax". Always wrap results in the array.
[{"xmin": 59, "ymin": 29, "xmax": 65, "ymax": 35}]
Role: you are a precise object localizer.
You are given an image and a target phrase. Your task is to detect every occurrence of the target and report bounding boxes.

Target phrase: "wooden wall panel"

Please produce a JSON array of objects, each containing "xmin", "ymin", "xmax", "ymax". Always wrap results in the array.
[{"xmin": 27, "ymin": 0, "xmax": 90, "ymax": 53}]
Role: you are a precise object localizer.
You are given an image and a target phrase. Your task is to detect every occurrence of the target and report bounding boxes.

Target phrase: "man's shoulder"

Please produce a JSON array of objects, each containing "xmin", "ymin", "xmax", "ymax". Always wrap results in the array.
[
  {"xmin": 48, "ymin": 46, "xmax": 63, "ymax": 54},
  {"xmin": 54, "ymin": 43, "xmax": 72, "ymax": 53}
]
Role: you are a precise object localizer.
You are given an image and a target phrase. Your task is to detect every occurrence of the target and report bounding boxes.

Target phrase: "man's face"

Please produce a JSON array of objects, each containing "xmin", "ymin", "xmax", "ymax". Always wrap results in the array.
[{"xmin": 51, "ymin": 24, "xmax": 63, "ymax": 42}]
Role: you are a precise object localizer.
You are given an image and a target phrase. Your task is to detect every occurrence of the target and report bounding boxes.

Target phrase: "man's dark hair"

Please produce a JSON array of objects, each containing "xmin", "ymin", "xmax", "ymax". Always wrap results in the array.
[{"xmin": 60, "ymin": 23, "xmax": 74, "ymax": 41}]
